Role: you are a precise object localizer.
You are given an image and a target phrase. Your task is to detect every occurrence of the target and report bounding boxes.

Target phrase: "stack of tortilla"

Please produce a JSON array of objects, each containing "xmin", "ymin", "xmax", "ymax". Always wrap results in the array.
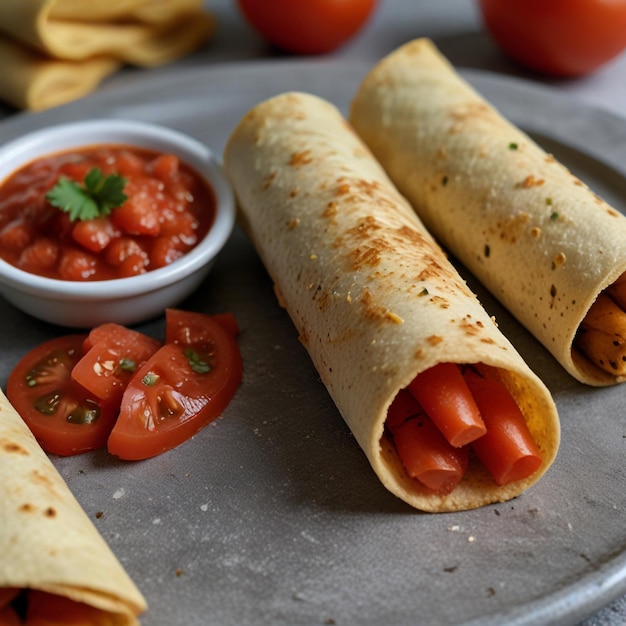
[
  {"xmin": 223, "ymin": 91, "xmax": 560, "ymax": 512},
  {"xmin": 0, "ymin": 389, "xmax": 146, "ymax": 624},
  {"xmin": 0, "ymin": 0, "xmax": 214, "ymax": 110},
  {"xmin": 350, "ymin": 37, "xmax": 626, "ymax": 386}
]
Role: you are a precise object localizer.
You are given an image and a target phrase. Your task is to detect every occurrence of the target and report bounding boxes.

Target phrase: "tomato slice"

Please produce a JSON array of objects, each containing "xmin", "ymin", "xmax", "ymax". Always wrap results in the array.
[
  {"xmin": 72, "ymin": 323, "xmax": 161, "ymax": 405},
  {"xmin": 108, "ymin": 310, "xmax": 243, "ymax": 460},
  {"xmin": 6, "ymin": 335, "xmax": 119, "ymax": 456}
]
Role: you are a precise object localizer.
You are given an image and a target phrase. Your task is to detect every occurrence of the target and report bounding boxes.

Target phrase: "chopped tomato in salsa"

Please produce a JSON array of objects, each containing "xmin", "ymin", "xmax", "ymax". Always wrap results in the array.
[{"xmin": 0, "ymin": 146, "xmax": 215, "ymax": 280}]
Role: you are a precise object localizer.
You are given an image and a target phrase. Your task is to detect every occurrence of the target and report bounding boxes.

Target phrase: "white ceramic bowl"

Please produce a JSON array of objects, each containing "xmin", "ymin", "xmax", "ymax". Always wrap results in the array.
[{"xmin": 0, "ymin": 119, "xmax": 235, "ymax": 328}]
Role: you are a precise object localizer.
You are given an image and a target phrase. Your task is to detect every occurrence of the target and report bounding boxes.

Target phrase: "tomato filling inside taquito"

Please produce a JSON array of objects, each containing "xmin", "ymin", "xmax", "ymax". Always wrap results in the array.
[
  {"xmin": 350, "ymin": 37, "xmax": 626, "ymax": 386},
  {"xmin": 0, "ymin": 389, "xmax": 146, "ymax": 625},
  {"xmin": 223, "ymin": 91, "xmax": 559, "ymax": 512}
]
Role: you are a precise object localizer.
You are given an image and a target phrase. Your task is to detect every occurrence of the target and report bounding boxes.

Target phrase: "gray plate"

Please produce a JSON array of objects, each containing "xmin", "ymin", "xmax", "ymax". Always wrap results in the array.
[{"xmin": 1, "ymin": 61, "xmax": 626, "ymax": 626}]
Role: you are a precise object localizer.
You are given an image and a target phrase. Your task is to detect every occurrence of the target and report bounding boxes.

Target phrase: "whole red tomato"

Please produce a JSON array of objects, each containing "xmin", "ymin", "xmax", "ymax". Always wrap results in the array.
[
  {"xmin": 237, "ymin": 0, "xmax": 377, "ymax": 55},
  {"xmin": 478, "ymin": 0, "xmax": 626, "ymax": 77}
]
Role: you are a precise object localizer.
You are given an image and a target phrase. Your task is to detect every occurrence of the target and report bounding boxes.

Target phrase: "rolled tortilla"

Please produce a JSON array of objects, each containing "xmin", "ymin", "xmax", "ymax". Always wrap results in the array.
[
  {"xmin": 350, "ymin": 38, "xmax": 626, "ymax": 386},
  {"xmin": 223, "ymin": 91, "xmax": 559, "ymax": 512},
  {"xmin": 0, "ymin": 388, "xmax": 146, "ymax": 624}
]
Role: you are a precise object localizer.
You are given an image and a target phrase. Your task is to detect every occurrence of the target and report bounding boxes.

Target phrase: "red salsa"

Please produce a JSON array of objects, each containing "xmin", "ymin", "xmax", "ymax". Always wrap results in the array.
[{"xmin": 0, "ymin": 145, "xmax": 215, "ymax": 281}]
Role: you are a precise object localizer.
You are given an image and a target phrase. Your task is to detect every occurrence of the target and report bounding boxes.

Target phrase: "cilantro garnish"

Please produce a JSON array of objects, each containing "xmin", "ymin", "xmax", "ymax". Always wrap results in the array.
[
  {"xmin": 118, "ymin": 358, "xmax": 137, "ymax": 373},
  {"xmin": 184, "ymin": 348, "xmax": 211, "ymax": 374},
  {"xmin": 142, "ymin": 372, "xmax": 160, "ymax": 386},
  {"xmin": 46, "ymin": 168, "xmax": 128, "ymax": 221}
]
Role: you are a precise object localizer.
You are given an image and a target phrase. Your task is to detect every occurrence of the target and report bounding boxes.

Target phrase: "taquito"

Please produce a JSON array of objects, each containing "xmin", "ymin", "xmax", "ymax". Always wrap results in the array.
[
  {"xmin": 223, "ymin": 91, "xmax": 559, "ymax": 512},
  {"xmin": 0, "ymin": 389, "xmax": 146, "ymax": 624},
  {"xmin": 350, "ymin": 37, "xmax": 626, "ymax": 386}
]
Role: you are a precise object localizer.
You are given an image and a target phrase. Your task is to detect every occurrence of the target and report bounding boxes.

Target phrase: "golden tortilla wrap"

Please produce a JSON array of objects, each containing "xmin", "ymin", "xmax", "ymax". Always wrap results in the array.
[
  {"xmin": 0, "ymin": 38, "xmax": 120, "ymax": 111},
  {"xmin": 0, "ymin": 0, "xmax": 214, "ymax": 64},
  {"xmin": 223, "ymin": 91, "xmax": 559, "ymax": 512},
  {"xmin": 350, "ymin": 38, "xmax": 626, "ymax": 386},
  {"xmin": 0, "ymin": 0, "xmax": 214, "ymax": 110},
  {"xmin": 0, "ymin": 388, "xmax": 146, "ymax": 624}
]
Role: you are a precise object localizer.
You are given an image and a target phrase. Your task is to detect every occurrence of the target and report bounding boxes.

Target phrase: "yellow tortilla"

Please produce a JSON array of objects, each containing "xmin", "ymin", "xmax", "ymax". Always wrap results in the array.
[
  {"xmin": 0, "ymin": 0, "xmax": 214, "ymax": 110},
  {"xmin": 350, "ymin": 38, "xmax": 626, "ymax": 386},
  {"xmin": 0, "ymin": 389, "xmax": 146, "ymax": 624},
  {"xmin": 0, "ymin": 38, "xmax": 120, "ymax": 111},
  {"xmin": 0, "ymin": 0, "xmax": 213, "ymax": 63},
  {"xmin": 223, "ymin": 91, "xmax": 559, "ymax": 512}
]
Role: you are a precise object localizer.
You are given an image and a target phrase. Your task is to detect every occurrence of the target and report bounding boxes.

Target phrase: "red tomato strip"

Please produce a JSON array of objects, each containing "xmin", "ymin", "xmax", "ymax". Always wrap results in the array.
[
  {"xmin": 0, "ymin": 589, "xmax": 19, "ymax": 613},
  {"xmin": 392, "ymin": 414, "xmax": 470, "ymax": 494},
  {"xmin": 386, "ymin": 389, "xmax": 422, "ymax": 433},
  {"xmin": 407, "ymin": 362, "xmax": 486, "ymax": 447},
  {"xmin": 26, "ymin": 590, "xmax": 106, "ymax": 624},
  {"xmin": 387, "ymin": 389, "xmax": 469, "ymax": 493},
  {"xmin": 463, "ymin": 371, "xmax": 542, "ymax": 486}
]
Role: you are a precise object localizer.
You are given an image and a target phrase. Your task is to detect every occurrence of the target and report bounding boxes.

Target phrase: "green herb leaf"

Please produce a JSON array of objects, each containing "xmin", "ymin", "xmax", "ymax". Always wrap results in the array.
[
  {"xmin": 142, "ymin": 372, "xmax": 160, "ymax": 386},
  {"xmin": 46, "ymin": 168, "xmax": 127, "ymax": 222},
  {"xmin": 184, "ymin": 348, "xmax": 211, "ymax": 374},
  {"xmin": 118, "ymin": 358, "xmax": 137, "ymax": 373}
]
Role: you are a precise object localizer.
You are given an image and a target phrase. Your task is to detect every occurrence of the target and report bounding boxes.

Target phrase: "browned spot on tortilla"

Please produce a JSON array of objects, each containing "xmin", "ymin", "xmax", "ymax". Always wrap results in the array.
[
  {"xmin": 317, "ymin": 290, "xmax": 331, "ymax": 311},
  {"xmin": 519, "ymin": 175, "xmax": 545, "ymax": 189},
  {"xmin": 261, "ymin": 171, "xmax": 277, "ymax": 190},
  {"xmin": 323, "ymin": 201, "xmax": 339, "ymax": 220},
  {"xmin": 2, "ymin": 441, "xmax": 28, "ymax": 455},
  {"xmin": 427, "ymin": 335, "xmax": 444, "ymax": 346},
  {"xmin": 353, "ymin": 178, "xmax": 382, "ymax": 197},
  {"xmin": 417, "ymin": 258, "xmax": 447, "ymax": 281},
  {"xmin": 360, "ymin": 288, "xmax": 391, "ymax": 321},
  {"xmin": 337, "ymin": 182, "xmax": 351, "ymax": 196},
  {"xmin": 19, "ymin": 503, "xmax": 35, "ymax": 513},
  {"xmin": 333, "ymin": 177, "xmax": 389, "ymax": 205},
  {"xmin": 290, "ymin": 150, "xmax": 313, "ymax": 166},
  {"xmin": 448, "ymin": 102, "xmax": 493, "ymax": 133},
  {"xmin": 350, "ymin": 246, "xmax": 383, "ymax": 269},
  {"xmin": 44, "ymin": 507, "xmax": 57, "ymax": 518},
  {"xmin": 430, "ymin": 295, "xmax": 450, "ymax": 309},
  {"xmin": 342, "ymin": 217, "xmax": 387, "ymax": 270},
  {"xmin": 395, "ymin": 225, "xmax": 428, "ymax": 248},
  {"xmin": 500, "ymin": 212, "xmax": 530, "ymax": 243},
  {"xmin": 346, "ymin": 215, "xmax": 380, "ymax": 237},
  {"xmin": 459, "ymin": 316, "xmax": 485, "ymax": 336},
  {"xmin": 30, "ymin": 469, "xmax": 65, "ymax": 503}
]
